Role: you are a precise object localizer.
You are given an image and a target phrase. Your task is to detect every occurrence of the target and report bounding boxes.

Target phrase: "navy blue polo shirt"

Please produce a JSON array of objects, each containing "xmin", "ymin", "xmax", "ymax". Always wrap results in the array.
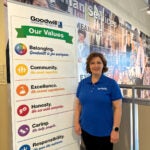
[{"xmin": 76, "ymin": 74, "xmax": 122, "ymax": 137}]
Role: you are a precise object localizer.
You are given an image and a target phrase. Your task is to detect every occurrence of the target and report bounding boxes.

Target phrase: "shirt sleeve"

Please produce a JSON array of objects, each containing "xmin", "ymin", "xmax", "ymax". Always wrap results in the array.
[
  {"xmin": 111, "ymin": 80, "xmax": 123, "ymax": 101},
  {"xmin": 76, "ymin": 81, "xmax": 82, "ymax": 98}
]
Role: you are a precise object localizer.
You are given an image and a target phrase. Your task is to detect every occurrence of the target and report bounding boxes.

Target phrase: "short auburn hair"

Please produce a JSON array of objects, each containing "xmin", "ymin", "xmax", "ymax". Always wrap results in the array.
[{"xmin": 86, "ymin": 52, "xmax": 108, "ymax": 74}]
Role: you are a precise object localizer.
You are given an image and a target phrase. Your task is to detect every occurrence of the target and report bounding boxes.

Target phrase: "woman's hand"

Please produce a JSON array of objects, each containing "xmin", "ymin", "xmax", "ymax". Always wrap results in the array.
[
  {"xmin": 110, "ymin": 130, "xmax": 119, "ymax": 143},
  {"xmin": 74, "ymin": 122, "xmax": 82, "ymax": 135},
  {"xmin": 74, "ymin": 98, "xmax": 82, "ymax": 135}
]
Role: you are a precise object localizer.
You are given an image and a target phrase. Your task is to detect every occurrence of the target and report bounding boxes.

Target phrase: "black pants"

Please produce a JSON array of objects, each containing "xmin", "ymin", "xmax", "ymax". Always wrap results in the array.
[{"xmin": 81, "ymin": 129, "xmax": 113, "ymax": 150}]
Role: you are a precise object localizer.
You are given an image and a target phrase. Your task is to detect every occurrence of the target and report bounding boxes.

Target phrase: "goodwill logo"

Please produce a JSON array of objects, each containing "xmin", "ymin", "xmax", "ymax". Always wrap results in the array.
[
  {"xmin": 97, "ymin": 87, "xmax": 107, "ymax": 91},
  {"xmin": 30, "ymin": 16, "xmax": 62, "ymax": 28}
]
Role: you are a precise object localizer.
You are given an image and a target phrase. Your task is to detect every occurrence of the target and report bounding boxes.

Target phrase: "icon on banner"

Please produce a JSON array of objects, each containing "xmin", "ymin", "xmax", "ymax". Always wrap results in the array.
[
  {"xmin": 58, "ymin": 21, "xmax": 63, "ymax": 28},
  {"xmin": 16, "ymin": 64, "xmax": 28, "ymax": 76},
  {"xmin": 18, "ymin": 124, "xmax": 30, "ymax": 137},
  {"xmin": 16, "ymin": 84, "xmax": 29, "ymax": 96},
  {"xmin": 15, "ymin": 43, "xmax": 27, "ymax": 55},
  {"xmin": 17, "ymin": 105, "xmax": 29, "ymax": 116},
  {"xmin": 19, "ymin": 144, "xmax": 30, "ymax": 150}
]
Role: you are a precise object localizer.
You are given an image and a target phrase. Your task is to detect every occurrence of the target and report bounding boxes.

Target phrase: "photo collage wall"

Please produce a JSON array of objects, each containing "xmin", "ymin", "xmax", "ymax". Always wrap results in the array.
[{"xmin": 5, "ymin": 0, "xmax": 150, "ymax": 98}]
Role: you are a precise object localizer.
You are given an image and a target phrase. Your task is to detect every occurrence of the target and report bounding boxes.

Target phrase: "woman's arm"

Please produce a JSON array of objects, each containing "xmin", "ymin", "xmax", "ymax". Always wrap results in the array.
[
  {"xmin": 111, "ymin": 99, "xmax": 122, "ymax": 143},
  {"xmin": 74, "ymin": 97, "xmax": 82, "ymax": 135}
]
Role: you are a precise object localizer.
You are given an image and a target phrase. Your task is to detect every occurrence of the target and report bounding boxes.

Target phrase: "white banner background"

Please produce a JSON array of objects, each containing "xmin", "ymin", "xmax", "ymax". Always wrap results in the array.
[{"xmin": 8, "ymin": 1, "xmax": 79, "ymax": 150}]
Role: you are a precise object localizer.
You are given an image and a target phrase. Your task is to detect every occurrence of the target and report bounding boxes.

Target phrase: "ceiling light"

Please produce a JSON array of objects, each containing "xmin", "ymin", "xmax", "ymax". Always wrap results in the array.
[{"xmin": 147, "ymin": 7, "xmax": 150, "ymax": 14}]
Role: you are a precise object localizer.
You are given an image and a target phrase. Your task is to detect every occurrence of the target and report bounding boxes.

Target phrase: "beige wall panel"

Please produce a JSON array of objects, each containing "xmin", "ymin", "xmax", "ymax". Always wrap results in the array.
[
  {"xmin": 0, "ymin": 1, "xmax": 7, "ymax": 84},
  {"xmin": 138, "ymin": 105, "xmax": 150, "ymax": 150},
  {"xmin": 0, "ymin": 1, "xmax": 7, "ymax": 65},
  {"xmin": 114, "ymin": 103, "xmax": 131, "ymax": 150},
  {"xmin": 0, "ymin": 85, "xmax": 11, "ymax": 150}
]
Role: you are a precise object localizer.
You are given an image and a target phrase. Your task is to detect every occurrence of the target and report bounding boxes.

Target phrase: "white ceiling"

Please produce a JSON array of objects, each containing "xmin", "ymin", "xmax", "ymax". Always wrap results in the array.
[{"xmin": 96, "ymin": 0, "xmax": 150, "ymax": 35}]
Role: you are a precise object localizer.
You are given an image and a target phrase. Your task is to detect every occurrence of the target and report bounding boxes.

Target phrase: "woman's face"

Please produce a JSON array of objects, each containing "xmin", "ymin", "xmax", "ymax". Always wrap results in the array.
[
  {"xmin": 89, "ymin": 57, "xmax": 104, "ymax": 76},
  {"xmin": 33, "ymin": 0, "xmax": 49, "ymax": 8},
  {"xmin": 78, "ymin": 33, "xmax": 85, "ymax": 43}
]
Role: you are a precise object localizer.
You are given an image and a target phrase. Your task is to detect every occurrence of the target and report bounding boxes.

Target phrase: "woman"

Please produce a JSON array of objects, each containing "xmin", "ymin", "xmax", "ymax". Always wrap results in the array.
[
  {"xmin": 77, "ymin": 29, "xmax": 90, "ymax": 78},
  {"xmin": 74, "ymin": 52, "xmax": 122, "ymax": 150}
]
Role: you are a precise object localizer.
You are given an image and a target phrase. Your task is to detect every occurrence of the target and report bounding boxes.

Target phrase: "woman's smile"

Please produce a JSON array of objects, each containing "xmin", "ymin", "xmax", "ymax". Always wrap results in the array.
[{"xmin": 90, "ymin": 57, "xmax": 103, "ymax": 76}]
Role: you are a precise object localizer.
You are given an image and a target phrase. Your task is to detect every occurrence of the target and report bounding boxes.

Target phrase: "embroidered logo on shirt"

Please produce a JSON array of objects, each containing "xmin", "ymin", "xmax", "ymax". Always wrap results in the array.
[{"xmin": 97, "ymin": 87, "xmax": 107, "ymax": 91}]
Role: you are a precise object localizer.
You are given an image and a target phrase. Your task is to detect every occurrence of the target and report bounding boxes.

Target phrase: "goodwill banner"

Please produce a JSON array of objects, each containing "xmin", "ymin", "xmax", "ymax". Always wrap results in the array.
[
  {"xmin": 16, "ymin": 26, "xmax": 73, "ymax": 43},
  {"xmin": 7, "ymin": 2, "xmax": 79, "ymax": 150},
  {"xmin": 8, "ymin": 0, "xmax": 150, "ymax": 99}
]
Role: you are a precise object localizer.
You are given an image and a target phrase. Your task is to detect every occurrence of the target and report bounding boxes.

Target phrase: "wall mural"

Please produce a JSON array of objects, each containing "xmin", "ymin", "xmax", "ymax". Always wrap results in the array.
[{"xmin": 6, "ymin": 0, "xmax": 150, "ymax": 98}]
